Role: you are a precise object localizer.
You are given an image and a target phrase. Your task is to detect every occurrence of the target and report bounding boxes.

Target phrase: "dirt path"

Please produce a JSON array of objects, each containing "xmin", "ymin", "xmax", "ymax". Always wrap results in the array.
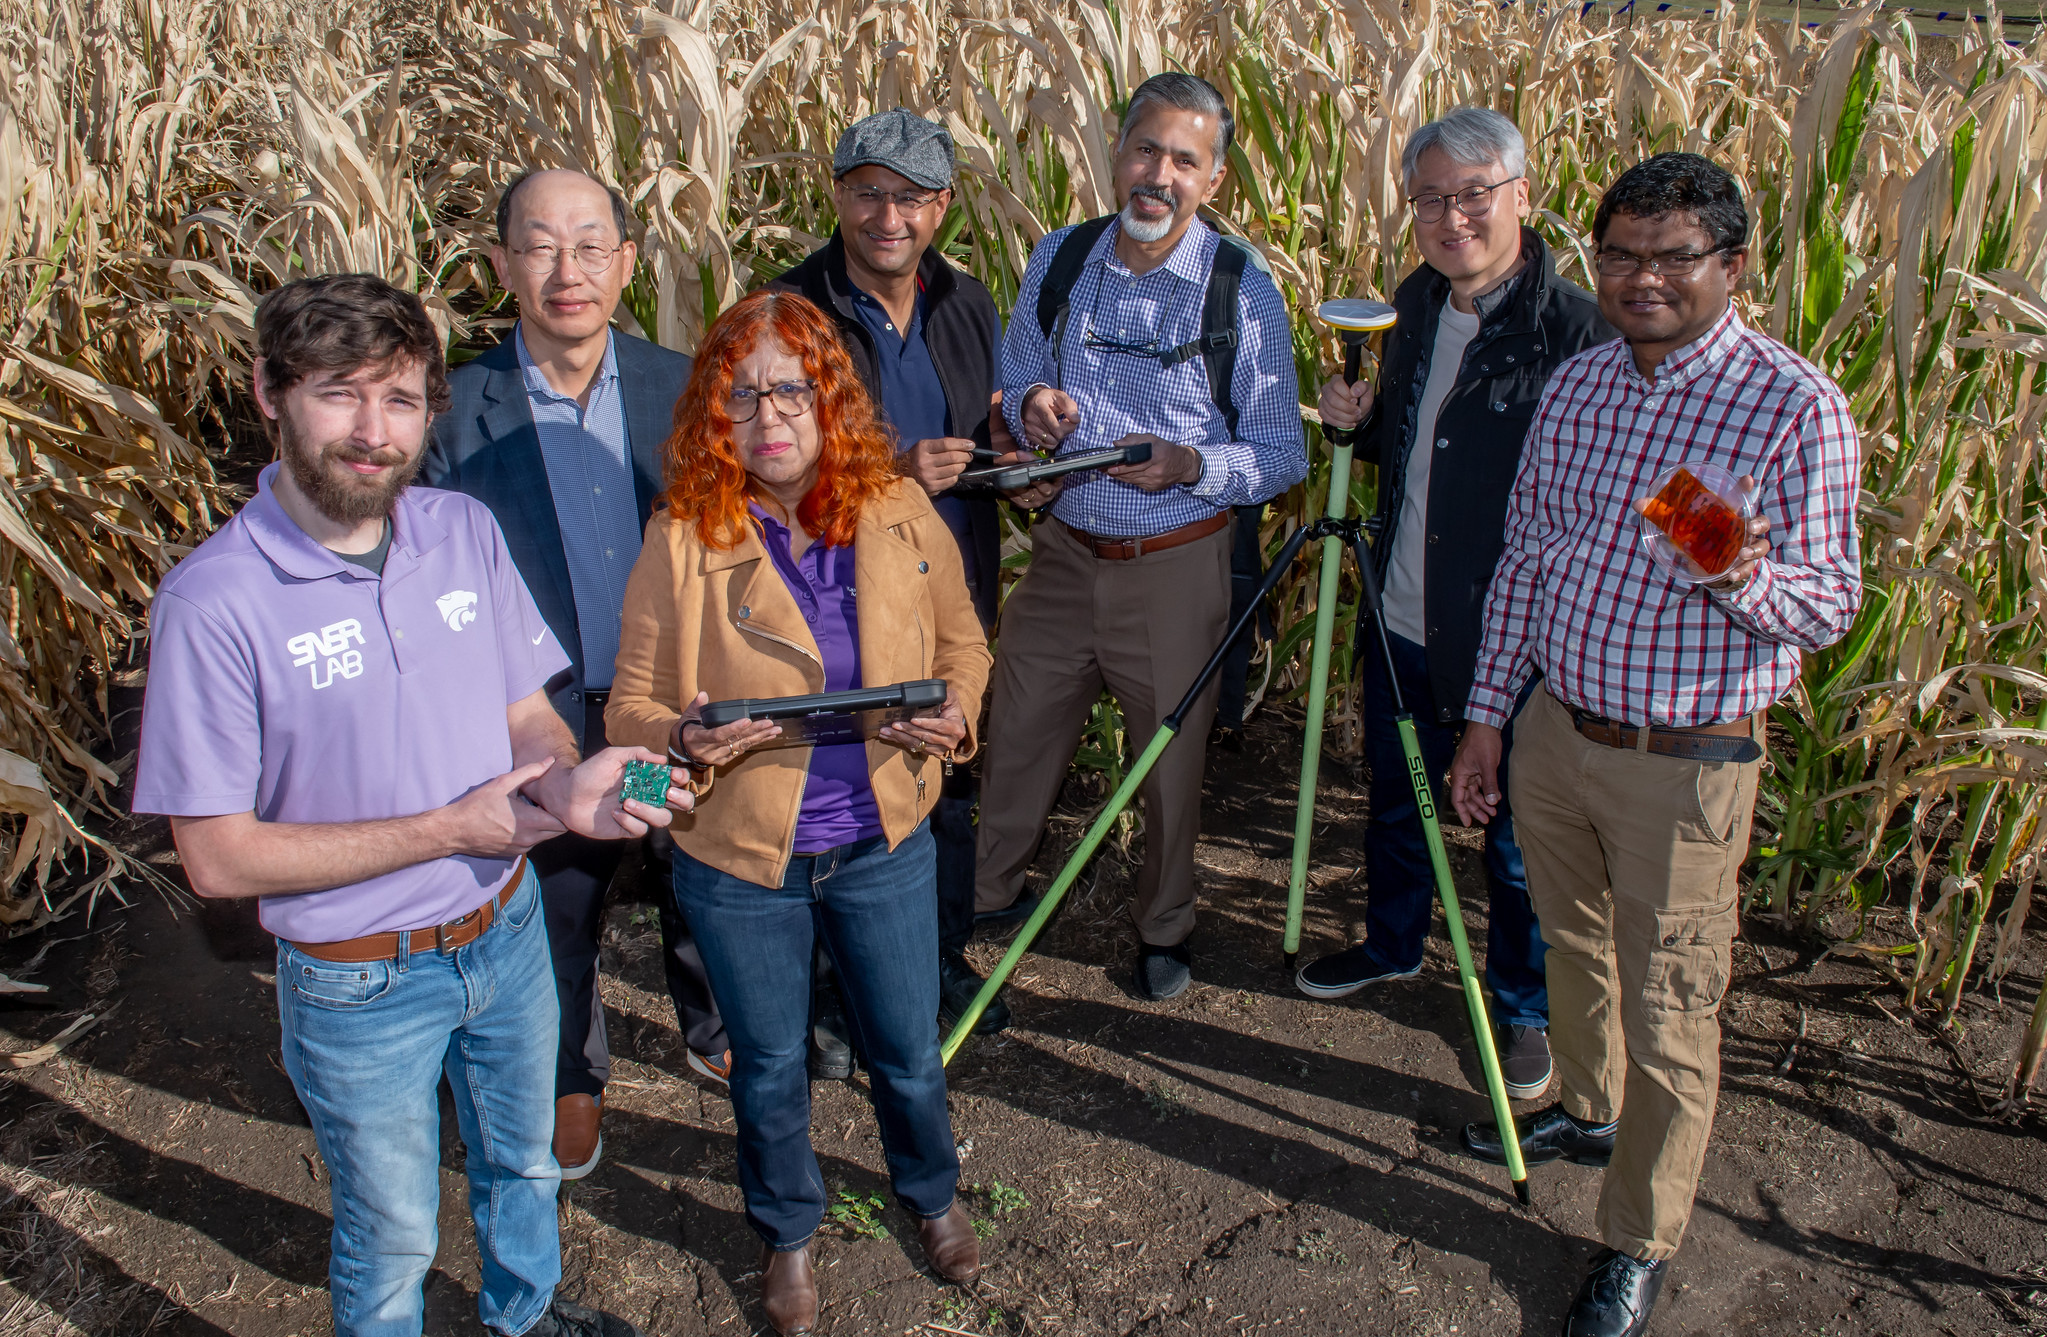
[{"xmin": 3, "ymin": 714, "xmax": 2044, "ymax": 1336}]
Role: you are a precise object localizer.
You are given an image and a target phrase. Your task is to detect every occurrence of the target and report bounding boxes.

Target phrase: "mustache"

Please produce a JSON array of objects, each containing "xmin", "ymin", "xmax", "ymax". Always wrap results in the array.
[{"xmin": 1129, "ymin": 184, "xmax": 1176, "ymax": 208}]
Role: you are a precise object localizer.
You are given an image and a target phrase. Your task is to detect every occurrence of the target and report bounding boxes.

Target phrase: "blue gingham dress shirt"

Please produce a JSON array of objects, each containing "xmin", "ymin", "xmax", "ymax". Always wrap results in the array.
[
  {"xmin": 1000, "ymin": 218, "xmax": 1306, "ymax": 538},
  {"xmin": 517, "ymin": 326, "xmax": 641, "ymax": 690}
]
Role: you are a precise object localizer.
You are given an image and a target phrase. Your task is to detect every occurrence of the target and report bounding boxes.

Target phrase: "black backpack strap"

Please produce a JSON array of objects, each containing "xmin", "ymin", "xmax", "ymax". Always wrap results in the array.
[
  {"xmin": 1157, "ymin": 232, "xmax": 1250, "ymax": 437},
  {"xmin": 1035, "ymin": 215, "xmax": 1118, "ymax": 340}
]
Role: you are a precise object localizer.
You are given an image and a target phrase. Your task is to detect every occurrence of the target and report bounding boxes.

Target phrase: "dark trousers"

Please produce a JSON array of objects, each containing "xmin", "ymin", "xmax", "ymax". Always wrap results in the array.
[
  {"xmin": 933, "ymin": 761, "xmax": 978, "ymax": 955},
  {"xmin": 1358, "ymin": 630, "xmax": 1549, "ymax": 1029},
  {"xmin": 676, "ymin": 824, "xmax": 958, "ymax": 1248},
  {"xmin": 530, "ymin": 832, "xmax": 729, "ymax": 1099}
]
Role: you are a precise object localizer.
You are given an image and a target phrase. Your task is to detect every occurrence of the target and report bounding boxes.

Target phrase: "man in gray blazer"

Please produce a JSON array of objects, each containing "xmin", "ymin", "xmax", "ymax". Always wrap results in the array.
[{"xmin": 425, "ymin": 168, "xmax": 726, "ymax": 1180}]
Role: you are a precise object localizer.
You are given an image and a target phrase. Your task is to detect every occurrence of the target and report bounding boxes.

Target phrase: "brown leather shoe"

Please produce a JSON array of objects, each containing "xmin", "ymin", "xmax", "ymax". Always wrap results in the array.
[
  {"xmin": 917, "ymin": 1201, "xmax": 981, "ymax": 1284},
  {"xmin": 552, "ymin": 1094, "xmax": 602, "ymax": 1180},
  {"xmin": 759, "ymin": 1242, "xmax": 817, "ymax": 1335}
]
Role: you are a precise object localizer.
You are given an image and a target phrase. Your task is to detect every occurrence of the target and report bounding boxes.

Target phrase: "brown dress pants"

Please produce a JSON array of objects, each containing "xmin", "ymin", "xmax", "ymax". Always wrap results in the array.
[
  {"xmin": 974, "ymin": 518, "xmax": 1232, "ymax": 946},
  {"xmin": 1509, "ymin": 684, "xmax": 1758, "ymax": 1260}
]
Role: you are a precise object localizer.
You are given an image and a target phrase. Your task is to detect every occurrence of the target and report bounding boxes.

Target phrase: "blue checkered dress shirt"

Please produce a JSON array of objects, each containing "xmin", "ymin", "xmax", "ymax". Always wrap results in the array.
[
  {"xmin": 999, "ymin": 218, "xmax": 1306, "ymax": 538},
  {"xmin": 517, "ymin": 327, "xmax": 641, "ymax": 690}
]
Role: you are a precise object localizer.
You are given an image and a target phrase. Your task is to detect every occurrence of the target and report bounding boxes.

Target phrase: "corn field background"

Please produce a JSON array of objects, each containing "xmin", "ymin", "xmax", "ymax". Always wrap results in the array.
[{"xmin": 2, "ymin": 0, "xmax": 2044, "ymax": 1098}]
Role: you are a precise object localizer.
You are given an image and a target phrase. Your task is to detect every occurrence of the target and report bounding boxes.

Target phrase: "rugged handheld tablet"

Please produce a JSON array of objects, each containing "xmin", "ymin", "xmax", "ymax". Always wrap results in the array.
[
  {"xmin": 697, "ymin": 679, "xmax": 949, "ymax": 747},
  {"xmin": 957, "ymin": 439, "xmax": 1153, "ymax": 491}
]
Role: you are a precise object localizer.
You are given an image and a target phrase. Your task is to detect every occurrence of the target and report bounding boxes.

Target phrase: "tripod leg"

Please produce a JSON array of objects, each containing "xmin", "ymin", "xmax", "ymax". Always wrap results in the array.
[{"xmin": 943, "ymin": 524, "xmax": 1316, "ymax": 1065}]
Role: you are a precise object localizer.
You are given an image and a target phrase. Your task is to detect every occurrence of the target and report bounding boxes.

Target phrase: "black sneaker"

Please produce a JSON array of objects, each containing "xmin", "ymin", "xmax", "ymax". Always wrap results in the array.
[
  {"xmin": 1500, "ymin": 1024, "xmax": 1553, "ymax": 1100},
  {"xmin": 809, "ymin": 1007, "xmax": 854, "ymax": 1082},
  {"xmin": 1293, "ymin": 943, "xmax": 1422, "ymax": 999},
  {"xmin": 1460, "ymin": 1102, "xmax": 1614, "ymax": 1167},
  {"xmin": 1562, "ymin": 1248, "xmax": 1666, "ymax": 1337},
  {"xmin": 939, "ymin": 950, "xmax": 1010, "ymax": 1035},
  {"xmin": 973, "ymin": 893, "xmax": 1042, "ymax": 930},
  {"xmin": 520, "ymin": 1296, "xmax": 644, "ymax": 1337},
  {"xmin": 1135, "ymin": 942, "xmax": 1191, "ymax": 1001}
]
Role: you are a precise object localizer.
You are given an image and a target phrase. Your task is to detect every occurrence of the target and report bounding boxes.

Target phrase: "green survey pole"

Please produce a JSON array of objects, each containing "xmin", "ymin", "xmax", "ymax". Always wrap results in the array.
[
  {"xmin": 1398, "ymin": 712, "xmax": 1531, "ymax": 1203},
  {"xmin": 1283, "ymin": 334, "xmax": 1364, "ymax": 969},
  {"xmin": 941, "ymin": 522, "xmax": 1321, "ymax": 1065},
  {"xmin": 1351, "ymin": 538, "xmax": 1530, "ymax": 1205}
]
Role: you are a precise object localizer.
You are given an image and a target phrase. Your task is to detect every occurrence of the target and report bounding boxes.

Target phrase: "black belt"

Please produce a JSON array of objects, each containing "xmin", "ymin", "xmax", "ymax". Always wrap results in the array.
[{"xmin": 1569, "ymin": 708, "xmax": 1763, "ymax": 764}]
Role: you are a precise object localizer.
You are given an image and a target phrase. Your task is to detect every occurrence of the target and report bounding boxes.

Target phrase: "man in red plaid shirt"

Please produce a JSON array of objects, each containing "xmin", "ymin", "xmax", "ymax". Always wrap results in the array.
[{"xmin": 1448, "ymin": 154, "xmax": 1862, "ymax": 1337}]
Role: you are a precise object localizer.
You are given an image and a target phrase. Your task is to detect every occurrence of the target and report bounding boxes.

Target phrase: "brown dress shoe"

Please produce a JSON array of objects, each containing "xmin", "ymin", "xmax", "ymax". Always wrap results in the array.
[
  {"xmin": 917, "ymin": 1201, "xmax": 981, "ymax": 1284},
  {"xmin": 759, "ymin": 1241, "xmax": 817, "ymax": 1335},
  {"xmin": 552, "ymin": 1094, "xmax": 602, "ymax": 1181}
]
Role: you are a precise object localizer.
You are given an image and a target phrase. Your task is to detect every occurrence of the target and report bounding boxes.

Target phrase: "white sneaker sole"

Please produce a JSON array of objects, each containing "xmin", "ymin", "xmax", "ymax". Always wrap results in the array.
[
  {"xmin": 558, "ymin": 1134, "xmax": 601, "ymax": 1181},
  {"xmin": 686, "ymin": 1050, "xmax": 732, "ymax": 1088},
  {"xmin": 1292, "ymin": 964, "xmax": 1422, "ymax": 999},
  {"xmin": 1503, "ymin": 1069, "xmax": 1553, "ymax": 1102}
]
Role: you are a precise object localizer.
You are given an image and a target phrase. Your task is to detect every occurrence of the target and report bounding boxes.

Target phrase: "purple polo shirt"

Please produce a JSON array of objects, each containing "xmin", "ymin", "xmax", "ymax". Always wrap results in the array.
[
  {"xmin": 749, "ymin": 505, "xmax": 883, "ymax": 852},
  {"xmin": 133, "ymin": 464, "xmax": 571, "ymax": 942}
]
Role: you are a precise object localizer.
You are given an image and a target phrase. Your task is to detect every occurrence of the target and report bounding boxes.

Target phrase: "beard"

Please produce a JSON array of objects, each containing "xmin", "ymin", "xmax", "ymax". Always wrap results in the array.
[
  {"xmin": 1119, "ymin": 184, "xmax": 1178, "ymax": 243},
  {"xmin": 279, "ymin": 413, "xmax": 423, "ymax": 527}
]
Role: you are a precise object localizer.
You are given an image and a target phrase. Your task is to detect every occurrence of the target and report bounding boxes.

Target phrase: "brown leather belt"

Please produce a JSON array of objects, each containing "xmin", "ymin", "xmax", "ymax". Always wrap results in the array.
[
  {"xmin": 287, "ymin": 856, "xmax": 529, "ymax": 963},
  {"xmin": 1570, "ymin": 709, "xmax": 1762, "ymax": 764},
  {"xmin": 1062, "ymin": 511, "xmax": 1230, "ymax": 561}
]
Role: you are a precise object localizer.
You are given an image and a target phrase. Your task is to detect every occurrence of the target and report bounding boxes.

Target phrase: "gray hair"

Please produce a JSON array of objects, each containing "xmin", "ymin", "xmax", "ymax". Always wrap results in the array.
[
  {"xmin": 1116, "ymin": 73, "xmax": 1235, "ymax": 172},
  {"xmin": 1401, "ymin": 107, "xmax": 1527, "ymax": 188}
]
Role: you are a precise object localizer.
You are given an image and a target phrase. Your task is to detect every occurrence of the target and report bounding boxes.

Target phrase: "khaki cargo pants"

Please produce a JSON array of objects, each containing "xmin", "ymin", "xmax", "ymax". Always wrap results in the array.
[{"xmin": 1509, "ymin": 685, "xmax": 1758, "ymax": 1260}]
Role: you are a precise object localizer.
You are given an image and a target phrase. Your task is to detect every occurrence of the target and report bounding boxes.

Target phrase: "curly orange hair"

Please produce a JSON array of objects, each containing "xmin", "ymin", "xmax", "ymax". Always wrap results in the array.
[{"xmin": 660, "ymin": 290, "xmax": 901, "ymax": 550}]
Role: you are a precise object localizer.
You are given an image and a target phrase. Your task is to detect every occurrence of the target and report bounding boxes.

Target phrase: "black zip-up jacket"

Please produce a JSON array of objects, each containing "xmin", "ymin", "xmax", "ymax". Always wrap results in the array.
[
  {"xmin": 765, "ymin": 232, "xmax": 1002, "ymax": 629},
  {"xmin": 1359, "ymin": 228, "xmax": 1616, "ymax": 722}
]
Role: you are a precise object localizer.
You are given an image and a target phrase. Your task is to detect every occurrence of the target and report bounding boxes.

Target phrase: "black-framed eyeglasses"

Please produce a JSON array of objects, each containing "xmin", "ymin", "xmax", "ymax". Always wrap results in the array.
[
  {"xmin": 1593, "ymin": 248, "xmax": 1729, "ymax": 278},
  {"xmin": 1408, "ymin": 177, "xmax": 1521, "ymax": 224},
  {"xmin": 726, "ymin": 381, "xmax": 817, "ymax": 423},
  {"xmin": 841, "ymin": 185, "xmax": 944, "ymax": 212},
  {"xmin": 1078, "ymin": 270, "xmax": 1164, "ymax": 357},
  {"xmin": 512, "ymin": 241, "xmax": 626, "ymax": 275}
]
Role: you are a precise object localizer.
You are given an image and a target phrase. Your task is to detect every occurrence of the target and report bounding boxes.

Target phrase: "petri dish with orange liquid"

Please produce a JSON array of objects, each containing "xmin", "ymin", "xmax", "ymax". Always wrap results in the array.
[{"xmin": 1635, "ymin": 462, "xmax": 1757, "ymax": 586}]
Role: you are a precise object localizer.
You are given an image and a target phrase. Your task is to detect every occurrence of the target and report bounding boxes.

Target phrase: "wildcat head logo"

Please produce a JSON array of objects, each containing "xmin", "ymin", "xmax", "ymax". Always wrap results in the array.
[{"xmin": 436, "ymin": 590, "xmax": 480, "ymax": 631}]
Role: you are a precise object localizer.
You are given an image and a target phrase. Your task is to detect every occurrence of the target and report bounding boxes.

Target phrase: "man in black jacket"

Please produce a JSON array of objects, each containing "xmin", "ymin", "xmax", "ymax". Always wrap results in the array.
[
  {"xmin": 1294, "ymin": 109, "xmax": 1615, "ymax": 1101},
  {"xmin": 425, "ymin": 168, "xmax": 729, "ymax": 1179},
  {"xmin": 764, "ymin": 110, "xmax": 1013, "ymax": 1059}
]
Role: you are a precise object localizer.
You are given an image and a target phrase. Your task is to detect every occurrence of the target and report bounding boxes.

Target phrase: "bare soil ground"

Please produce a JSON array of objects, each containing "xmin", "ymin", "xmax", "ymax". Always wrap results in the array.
[{"xmin": 2, "ymin": 711, "xmax": 2044, "ymax": 1337}]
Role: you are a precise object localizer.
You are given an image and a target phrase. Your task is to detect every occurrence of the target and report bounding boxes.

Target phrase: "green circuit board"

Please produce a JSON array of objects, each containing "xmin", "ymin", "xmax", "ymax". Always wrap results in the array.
[{"xmin": 620, "ymin": 759, "xmax": 673, "ymax": 808}]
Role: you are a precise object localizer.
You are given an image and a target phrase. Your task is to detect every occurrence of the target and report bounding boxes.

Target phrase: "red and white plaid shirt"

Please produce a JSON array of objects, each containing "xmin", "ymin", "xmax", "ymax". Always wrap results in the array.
[{"xmin": 1466, "ymin": 307, "xmax": 1863, "ymax": 730}]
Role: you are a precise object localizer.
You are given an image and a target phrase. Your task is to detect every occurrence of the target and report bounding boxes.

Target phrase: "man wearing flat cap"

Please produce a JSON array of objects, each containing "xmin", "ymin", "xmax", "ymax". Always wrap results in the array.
[{"xmin": 764, "ymin": 108, "xmax": 1013, "ymax": 1072}]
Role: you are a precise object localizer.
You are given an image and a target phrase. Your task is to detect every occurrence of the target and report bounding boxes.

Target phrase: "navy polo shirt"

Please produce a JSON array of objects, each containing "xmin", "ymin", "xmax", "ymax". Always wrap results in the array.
[{"xmin": 849, "ymin": 282, "xmax": 979, "ymax": 597}]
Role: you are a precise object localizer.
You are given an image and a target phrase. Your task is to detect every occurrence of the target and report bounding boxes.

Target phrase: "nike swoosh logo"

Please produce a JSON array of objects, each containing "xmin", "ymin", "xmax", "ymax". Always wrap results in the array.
[{"xmin": 532, "ymin": 631, "xmax": 546, "ymax": 645}]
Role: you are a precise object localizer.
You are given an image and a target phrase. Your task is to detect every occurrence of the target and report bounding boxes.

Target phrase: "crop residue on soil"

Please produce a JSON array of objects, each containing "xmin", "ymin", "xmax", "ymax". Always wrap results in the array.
[{"xmin": 2, "ymin": 710, "xmax": 2044, "ymax": 1335}]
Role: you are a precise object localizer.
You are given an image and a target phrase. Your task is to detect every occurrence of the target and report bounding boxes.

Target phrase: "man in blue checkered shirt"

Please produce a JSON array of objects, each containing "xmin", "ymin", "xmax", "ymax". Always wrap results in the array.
[{"xmin": 973, "ymin": 73, "xmax": 1306, "ymax": 1002}]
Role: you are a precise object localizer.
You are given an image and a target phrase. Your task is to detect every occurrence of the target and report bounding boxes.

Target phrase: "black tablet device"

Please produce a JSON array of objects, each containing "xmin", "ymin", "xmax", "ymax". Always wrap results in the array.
[
  {"xmin": 697, "ymin": 679, "xmax": 948, "ymax": 748},
  {"xmin": 957, "ymin": 439, "xmax": 1152, "ymax": 491}
]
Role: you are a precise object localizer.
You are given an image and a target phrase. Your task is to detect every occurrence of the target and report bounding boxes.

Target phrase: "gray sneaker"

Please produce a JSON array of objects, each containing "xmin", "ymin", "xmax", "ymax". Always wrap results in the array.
[
  {"xmin": 1499, "ymin": 1024, "xmax": 1553, "ymax": 1101},
  {"xmin": 1136, "ymin": 942, "xmax": 1191, "ymax": 1001}
]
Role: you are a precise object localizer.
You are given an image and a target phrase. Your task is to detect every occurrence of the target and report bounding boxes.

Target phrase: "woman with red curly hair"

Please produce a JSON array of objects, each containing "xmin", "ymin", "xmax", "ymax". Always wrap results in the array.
[{"xmin": 606, "ymin": 290, "xmax": 990, "ymax": 1334}]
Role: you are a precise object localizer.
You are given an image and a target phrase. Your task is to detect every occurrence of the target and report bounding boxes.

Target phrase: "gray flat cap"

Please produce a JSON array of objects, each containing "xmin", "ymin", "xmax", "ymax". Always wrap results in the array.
[{"xmin": 832, "ymin": 109, "xmax": 955, "ymax": 191}]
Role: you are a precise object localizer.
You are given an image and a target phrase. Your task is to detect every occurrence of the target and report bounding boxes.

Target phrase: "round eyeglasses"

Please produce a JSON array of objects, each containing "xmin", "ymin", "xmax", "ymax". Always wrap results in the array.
[
  {"xmin": 1408, "ymin": 177, "xmax": 1520, "ymax": 225},
  {"xmin": 511, "ymin": 242, "xmax": 625, "ymax": 276},
  {"xmin": 727, "ymin": 381, "xmax": 817, "ymax": 423}
]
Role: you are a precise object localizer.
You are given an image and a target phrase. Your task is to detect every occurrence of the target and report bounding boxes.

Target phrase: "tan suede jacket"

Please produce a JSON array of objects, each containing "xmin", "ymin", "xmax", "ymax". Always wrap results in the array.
[{"xmin": 606, "ymin": 479, "xmax": 992, "ymax": 888}]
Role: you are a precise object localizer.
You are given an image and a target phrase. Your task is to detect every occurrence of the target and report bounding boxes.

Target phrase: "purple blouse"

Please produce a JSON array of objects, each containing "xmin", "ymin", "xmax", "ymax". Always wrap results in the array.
[{"xmin": 750, "ymin": 504, "xmax": 884, "ymax": 852}]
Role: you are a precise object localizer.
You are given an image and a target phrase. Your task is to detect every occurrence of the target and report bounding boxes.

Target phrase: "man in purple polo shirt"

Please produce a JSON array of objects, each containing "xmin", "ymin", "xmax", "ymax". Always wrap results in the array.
[{"xmin": 133, "ymin": 274, "xmax": 680, "ymax": 1337}]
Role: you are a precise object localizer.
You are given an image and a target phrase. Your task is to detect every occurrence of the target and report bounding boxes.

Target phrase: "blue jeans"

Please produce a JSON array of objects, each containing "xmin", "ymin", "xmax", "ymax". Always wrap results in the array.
[
  {"xmin": 674, "ymin": 823, "xmax": 958, "ymax": 1248},
  {"xmin": 1360, "ymin": 632, "xmax": 1549, "ymax": 1029},
  {"xmin": 276, "ymin": 865, "xmax": 560, "ymax": 1336}
]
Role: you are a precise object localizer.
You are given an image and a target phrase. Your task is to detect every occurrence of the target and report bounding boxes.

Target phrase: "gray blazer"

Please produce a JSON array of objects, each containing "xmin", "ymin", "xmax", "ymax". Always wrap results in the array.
[{"xmin": 424, "ymin": 329, "xmax": 691, "ymax": 751}]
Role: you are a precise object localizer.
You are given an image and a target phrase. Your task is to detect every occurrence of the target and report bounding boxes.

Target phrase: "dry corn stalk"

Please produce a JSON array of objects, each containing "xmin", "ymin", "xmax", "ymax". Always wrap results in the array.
[{"xmin": 1, "ymin": 0, "xmax": 2043, "ymax": 1091}]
